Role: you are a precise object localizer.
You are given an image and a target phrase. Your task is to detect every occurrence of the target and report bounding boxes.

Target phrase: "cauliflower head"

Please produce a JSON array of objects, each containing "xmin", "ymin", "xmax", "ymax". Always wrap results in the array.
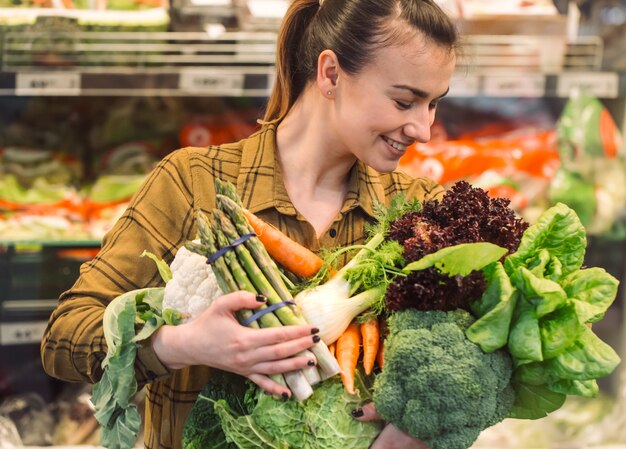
[
  {"xmin": 373, "ymin": 309, "xmax": 515, "ymax": 449},
  {"xmin": 163, "ymin": 245, "xmax": 223, "ymax": 322}
]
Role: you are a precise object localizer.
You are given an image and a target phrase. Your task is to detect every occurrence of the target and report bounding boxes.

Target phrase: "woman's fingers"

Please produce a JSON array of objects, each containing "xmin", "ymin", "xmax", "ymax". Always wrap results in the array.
[
  {"xmin": 245, "ymin": 332, "xmax": 319, "ymax": 364},
  {"xmin": 187, "ymin": 290, "xmax": 320, "ymax": 377},
  {"xmin": 352, "ymin": 402, "xmax": 381, "ymax": 421},
  {"xmin": 371, "ymin": 424, "xmax": 431, "ymax": 449},
  {"xmin": 247, "ymin": 373, "xmax": 291, "ymax": 398},
  {"xmin": 245, "ymin": 321, "xmax": 320, "ymax": 347},
  {"xmin": 351, "ymin": 404, "xmax": 432, "ymax": 449},
  {"xmin": 214, "ymin": 291, "xmax": 319, "ymax": 347},
  {"xmin": 212, "ymin": 290, "xmax": 265, "ymax": 314},
  {"xmin": 252, "ymin": 353, "xmax": 316, "ymax": 375}
]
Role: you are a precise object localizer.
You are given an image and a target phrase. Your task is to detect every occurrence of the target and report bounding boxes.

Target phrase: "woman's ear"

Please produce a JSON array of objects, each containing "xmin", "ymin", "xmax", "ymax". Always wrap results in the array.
[{"xmin": 317, "ymin": 49, "xmax": 339, "ymax": 98}]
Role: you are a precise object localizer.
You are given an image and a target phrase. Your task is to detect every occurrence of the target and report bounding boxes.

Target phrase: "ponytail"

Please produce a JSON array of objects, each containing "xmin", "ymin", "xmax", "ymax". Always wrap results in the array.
[
  {"xmin": 263, "ymin": 0, "xmax": 459, "ymax": 124},
  {"xmin": 263, "ymin": 0, "xmax": 320, "ymax": 123}
]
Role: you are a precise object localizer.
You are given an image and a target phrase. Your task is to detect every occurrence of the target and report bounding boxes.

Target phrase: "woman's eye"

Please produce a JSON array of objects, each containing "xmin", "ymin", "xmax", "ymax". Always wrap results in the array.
[{"xmin": 395, "ymin": 101, "xmax": 412, "ymax": 110}]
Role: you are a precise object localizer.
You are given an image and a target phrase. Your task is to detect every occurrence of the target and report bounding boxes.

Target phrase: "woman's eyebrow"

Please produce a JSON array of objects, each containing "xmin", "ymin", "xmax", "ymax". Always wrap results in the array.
[{"xmin": 392, "ymin": 84, "xmax": 450, "ymax": 99}]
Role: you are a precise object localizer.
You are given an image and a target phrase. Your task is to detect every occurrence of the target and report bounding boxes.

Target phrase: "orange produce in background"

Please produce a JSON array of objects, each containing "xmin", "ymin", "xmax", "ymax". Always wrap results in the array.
[{"xmin": 398, "ymin": 128, "xmax": 560, "ymax": 185}]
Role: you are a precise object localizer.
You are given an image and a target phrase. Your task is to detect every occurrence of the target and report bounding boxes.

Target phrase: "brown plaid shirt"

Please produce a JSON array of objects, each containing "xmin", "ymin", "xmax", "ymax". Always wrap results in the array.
[{"xmin": 41, "ymin": 122, "xmax": 444, "ymax": 449}]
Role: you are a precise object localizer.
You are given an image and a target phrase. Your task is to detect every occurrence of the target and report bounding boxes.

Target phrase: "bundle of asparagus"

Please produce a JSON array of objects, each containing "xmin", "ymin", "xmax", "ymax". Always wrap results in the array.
[{"xmin": 186, "ymin": 180, "xmax": 340, "ymax": 401}]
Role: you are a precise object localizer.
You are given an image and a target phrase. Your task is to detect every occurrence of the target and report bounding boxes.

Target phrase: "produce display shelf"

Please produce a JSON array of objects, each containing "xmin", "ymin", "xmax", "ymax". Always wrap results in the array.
[
  {"xmin": 0, "ymin": 239, "xmax": 101, "ymax": 247},
  {"xmin": 0, "ymin": 31, "xmax": 620, "ymax": 98}
]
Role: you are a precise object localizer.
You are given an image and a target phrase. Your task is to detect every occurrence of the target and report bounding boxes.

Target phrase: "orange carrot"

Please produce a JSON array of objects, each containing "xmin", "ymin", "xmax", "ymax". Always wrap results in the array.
[
  {"xmin": 242, "ymin": 208, "xmax": 327, "ymax": 278},
  {"xmin": 376, "ymin": 318, "xmax": 388, "ymax": 370},
  {"xmin": 328, "ymin": 342, "xmax": 336, "ymax": 357},
  {"xmin": 376, "ymin": 340, "xmax": 385, "ymax": 369},
  {"xmin": 360, "ymin": 318, "xmax": 380, "ymax": 375},
  {"xmin": 336, "ymin": 321, "xmax": 361, "ymax": 394}
]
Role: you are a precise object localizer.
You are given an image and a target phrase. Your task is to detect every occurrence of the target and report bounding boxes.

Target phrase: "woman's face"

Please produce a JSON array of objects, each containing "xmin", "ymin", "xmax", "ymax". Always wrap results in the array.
[{"xmin": 333, "ymin": 32, "xmax": 456, "ymax": 173}]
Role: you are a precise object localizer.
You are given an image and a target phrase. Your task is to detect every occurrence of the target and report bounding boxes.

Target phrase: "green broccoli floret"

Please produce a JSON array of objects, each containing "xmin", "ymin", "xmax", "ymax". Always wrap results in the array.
[
  {"xmin": 182, "ymin": 371, "xmax": 250, "ymax": 449},
  {"xmin": 373, "ymin": 309, "xmax": 515, "ymax": 449}
]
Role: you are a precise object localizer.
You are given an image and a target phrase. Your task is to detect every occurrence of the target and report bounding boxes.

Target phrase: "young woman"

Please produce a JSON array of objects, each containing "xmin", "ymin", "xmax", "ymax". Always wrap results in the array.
[{"xmin": 41, "ymin": 0, "xmax": 458, "ymax": 447}]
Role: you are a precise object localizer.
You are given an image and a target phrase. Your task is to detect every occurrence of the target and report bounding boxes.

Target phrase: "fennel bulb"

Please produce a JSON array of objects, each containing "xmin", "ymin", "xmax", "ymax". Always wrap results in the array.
[{"xmin": 295, "ymin": 278, "xmax": 386, "ymax": 345}]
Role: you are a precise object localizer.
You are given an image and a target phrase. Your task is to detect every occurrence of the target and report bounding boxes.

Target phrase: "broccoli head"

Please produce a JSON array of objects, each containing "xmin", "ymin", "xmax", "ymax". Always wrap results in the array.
[{"xmin": 373, "ymin": 309, "xmax": 515, "ymax": 449}]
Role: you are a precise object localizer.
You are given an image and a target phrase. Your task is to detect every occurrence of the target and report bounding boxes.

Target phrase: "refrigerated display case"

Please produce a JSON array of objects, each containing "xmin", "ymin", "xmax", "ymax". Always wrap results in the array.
[{"xmin": 1, "ymin": 3, "xmax": 626, "ymax": 447}]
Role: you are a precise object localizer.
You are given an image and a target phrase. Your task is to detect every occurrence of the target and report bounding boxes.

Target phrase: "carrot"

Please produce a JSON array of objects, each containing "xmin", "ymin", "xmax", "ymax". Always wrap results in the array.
[
  {"xmin": 376, "ymin": 339, "xmax": 385, "ymax": 369},
  {"xmin": 242, "ymin": 208, "xmax": 327, "ymax": 278},
  {"xmin": 376, "ymin": 318, "xmax": 387, "ymax": 370},
  {"xmin": 328, "ymin": 342, "xmax": 336, "ymax": 357},
  {"xmin": 336, "ymin": 321, "xmax": 361, "ymax": 395},
  {"xmin": 360, "ymin": 318, "xmax": 380, "ymax": 375}
]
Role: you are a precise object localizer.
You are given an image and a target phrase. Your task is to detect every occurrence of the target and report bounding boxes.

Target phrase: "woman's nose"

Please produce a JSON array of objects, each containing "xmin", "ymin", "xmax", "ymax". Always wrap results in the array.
[{"xmin": 403, "ymin": 107, "xmax": 434, "ymax": 144}]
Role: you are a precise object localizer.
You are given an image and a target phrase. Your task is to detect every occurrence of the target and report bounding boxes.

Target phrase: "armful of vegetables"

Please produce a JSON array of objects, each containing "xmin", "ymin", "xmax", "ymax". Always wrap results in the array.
[
  {"xmin": 286, "ymin": 181, "xmax": 620, "ymax": 449},
  {"xmin": 93, "ymin": 179, "xmax": 343, "ymax": 449}
]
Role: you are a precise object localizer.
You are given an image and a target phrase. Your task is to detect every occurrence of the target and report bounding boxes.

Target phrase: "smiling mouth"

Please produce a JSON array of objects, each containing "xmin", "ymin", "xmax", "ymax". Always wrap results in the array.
[{"xmin": 382, "ymin": 136, "xmax": 409, "ymax": 153}]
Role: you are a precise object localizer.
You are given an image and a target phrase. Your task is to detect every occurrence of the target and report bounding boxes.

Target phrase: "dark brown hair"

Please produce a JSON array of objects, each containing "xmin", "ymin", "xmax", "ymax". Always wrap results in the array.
[{"xmin": 263, "ymin": 0, "xmax": 459, "ymax": 123}]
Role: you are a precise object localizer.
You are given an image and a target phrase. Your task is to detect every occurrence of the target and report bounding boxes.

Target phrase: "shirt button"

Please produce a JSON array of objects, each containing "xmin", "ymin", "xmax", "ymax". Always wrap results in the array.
[{"xmin": 329, "ymin": 228, "xmax": 337, "ymax": 238}]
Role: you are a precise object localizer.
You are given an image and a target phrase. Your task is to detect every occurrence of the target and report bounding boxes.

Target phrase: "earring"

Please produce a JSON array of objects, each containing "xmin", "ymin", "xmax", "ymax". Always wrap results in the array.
[{"xmin": 327, "ymin": 90, "xmax": 332, "ymax": 96}]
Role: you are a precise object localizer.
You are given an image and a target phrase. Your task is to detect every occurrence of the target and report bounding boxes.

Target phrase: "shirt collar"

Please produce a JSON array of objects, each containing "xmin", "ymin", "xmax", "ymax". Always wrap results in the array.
[{"xmin": 237, "ymin": 122, "xmax": 386, "ymax": 219}]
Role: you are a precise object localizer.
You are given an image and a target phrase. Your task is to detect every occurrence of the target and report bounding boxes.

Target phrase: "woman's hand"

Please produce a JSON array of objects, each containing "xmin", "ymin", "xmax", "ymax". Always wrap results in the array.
[
  {"xmin": 152, "ymin": 291, "xmax": 319, "ymax": 397},
  {"xmin": 354, "ymin": 403, "xmax": 431, "ymax": 449}
]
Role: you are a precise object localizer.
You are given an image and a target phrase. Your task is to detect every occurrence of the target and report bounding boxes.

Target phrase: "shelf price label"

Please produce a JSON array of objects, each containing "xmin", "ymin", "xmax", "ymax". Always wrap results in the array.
[
  {"xmin": 0, "ymin": 321, "xmax": 48, "ymax": 345},
  {"xmin": 16, "ymin": 72, "xmax": 81, "ymax": 96},
  {"xmin": 557, "ymin": 72, "xmax": 619, "ymax": 98},
  {"xmin": 179, "ymin": 70, "xmax": 245, "ymax": 95},
  {"xmin": 483, "ymin": 74, "xmax": 546, "ymax": 97}
]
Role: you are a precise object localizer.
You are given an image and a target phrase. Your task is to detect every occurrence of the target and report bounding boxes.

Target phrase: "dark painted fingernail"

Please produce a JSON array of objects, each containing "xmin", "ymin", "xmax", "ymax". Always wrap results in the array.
[
  {"xmin": 351, "ymin": 408, "xmax": 364, "ymax": 418},
  {"xmin": 282, "ymin": 392, "xmax": 289, "ymax": 399},
  {"xmin": 307, "ymin": 359, "xmax": 316, "ymax": 366},
  {"xmin": 311, "ymin": 327, "xmax": 320, "ymax": 334},
  {"xmin": 312, "ymin": 335, "xmax": 321, "ymax": 343},
  {"xmin": 256, "ymin": 294, "xmax": 266, "ymax": 302}
]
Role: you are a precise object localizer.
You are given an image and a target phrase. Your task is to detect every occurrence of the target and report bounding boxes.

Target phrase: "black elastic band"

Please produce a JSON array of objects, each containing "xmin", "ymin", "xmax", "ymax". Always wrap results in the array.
[
  {"xmin": 241, "ymin": 300, "xmax": 296, "ymax": 327},
  {"xmin": 206, "ymin": 233, "xmax": 256, "ymax": 264}
]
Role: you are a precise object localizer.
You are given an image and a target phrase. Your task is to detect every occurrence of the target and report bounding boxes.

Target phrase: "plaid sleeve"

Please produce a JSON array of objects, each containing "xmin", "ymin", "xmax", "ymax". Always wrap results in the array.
[{"xmin": 41, "ymin": 148, "xmax": 199, "ymax": 385}]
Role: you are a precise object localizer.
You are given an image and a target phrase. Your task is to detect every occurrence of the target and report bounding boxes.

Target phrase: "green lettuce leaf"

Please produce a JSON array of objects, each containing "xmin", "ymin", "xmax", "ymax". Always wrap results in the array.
[
  {"xmin": 251, "ymin": 392, "xmax": 310, "ymax": 447},
  {"xmin": 216, "ymin": 378, "xmax": 381, "ymax": 449},
  {"xmin": 467, "ymin": 263, "xmax": 518, "ymax": 352},
  {"xmin": 547, "ymin": 326, "xmax": 621, "ymax": 380},
  {"xmin": 505, "ymin": 203, "xmax": 586, "ymax": 278},
  {"xmin": 403, "ymin": 242, "xmax": 507, "ymax": 276},
  {"xmin": 182, "ymin": 373, "xmax": 249, "ymax": 449},
  {"xmin": 141, "ymin": 250, "xmax": 173, "ymax": 283},
  {"xmin": 508, "ymin": 298, "xmax": 543, "ymax": 363},
  {"xmin": 548, "ymin": 379, "xmax": 599, "ymax": 397},
  {"xmin": 465, "ymin": 203, "xmax": 620, "ymax": 421},
  {"xmin": 92, "ymin": 287, "xmax": 169, "ymax": 449},
  {"xmin": 511, "ymin": 267, "xmax": 567, "ymax": 318},
  {"xmin": 563, "ymin": 267, "xmax": 619, "ymax": 323},
  {"xmin": 539, "ymin": 303, "xmax": 584, "ymax": 360},
  {"xmin": 525, "ymin": 249, "xmax": 563, "ymax": 282},
  {"xmin": 509, "ymin": 381, "xmax": 566, "ymax": 419},
  {"xmin": 514, "ymin": 362, "xmax": 555, "ymax": 386},
  {"xmin": 216, "ymin": 400, "xmax": 287, "ymax": 449}
]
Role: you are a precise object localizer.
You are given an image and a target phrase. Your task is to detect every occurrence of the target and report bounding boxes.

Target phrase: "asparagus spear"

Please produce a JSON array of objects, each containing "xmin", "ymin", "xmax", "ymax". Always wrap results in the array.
[
  {"xmin": 189, "ymin": 212, "xmax": 288, "ymax": 391},
  {"xmin": 205, "ymin": 216, "xmax": 314, "ymax": 400},
  {"xmin": 216, "ymin": 194, "xmax": 294, "ymax": 301},
  {"xmin": 214, "ymin": 208, "xmax": 322, "ymax": 386},
  {"xmin": 215, "ymin": 178, "xmax": 241, "ymax": 205},
  {"xmin": 215, "ymin": 180, "xmax": 301, "ymax": 290},
  {"xmin": 198, "ymin": 214, "xmax": 282, "ymax": 330},
  {"xmin": 212, "ymin": 203, "xmax": 340, "ymax": 379}
]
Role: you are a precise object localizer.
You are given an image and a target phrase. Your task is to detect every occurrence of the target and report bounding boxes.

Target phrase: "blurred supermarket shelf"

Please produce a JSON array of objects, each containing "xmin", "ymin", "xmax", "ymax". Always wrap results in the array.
[{"xmin": 0, "ymin": 30, "xmax": 622, "ymax": 97}]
